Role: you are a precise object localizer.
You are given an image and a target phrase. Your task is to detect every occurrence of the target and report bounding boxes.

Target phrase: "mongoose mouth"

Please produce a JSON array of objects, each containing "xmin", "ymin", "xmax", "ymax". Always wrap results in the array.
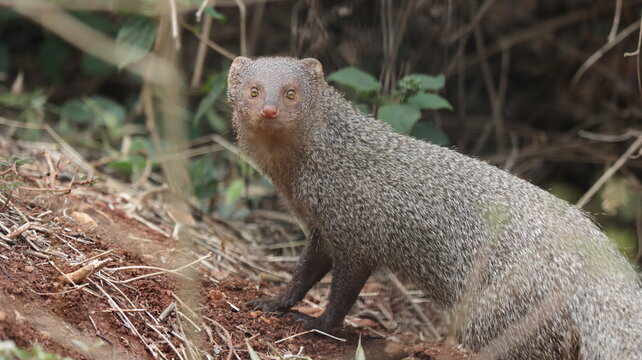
[{"xmin": 250, "ymin": 116, "xmax": 293, "ymax": 131}]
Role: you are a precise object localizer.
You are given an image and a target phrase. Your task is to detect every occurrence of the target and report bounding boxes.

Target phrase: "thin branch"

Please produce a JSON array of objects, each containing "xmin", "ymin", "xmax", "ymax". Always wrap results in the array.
[
  {"xmin": 388, "ymin": 273, "xmax": 441, "ymax": 340},
  {"xmin": 168, "ymin": 0, "xmax": 181, "ymax": 50},
  {"xmin": 444, "ymin": 0, "xmax": 498, "ymax": 44},
  {"xmin": 274, "ymin": 329, "xmax": 346, "ymax": 344},
  {"xmin": 576, "ymin": 136, "xmax": 642, "ymax": 208},
  {"xmin": 608, "ymin": 0, "xmax": 623, "ymax": 43},
  {"xmin": 624, "ymin": 13, "xmax": 642, "ymax": 100},
  {"xmin": 473, "ymin": 24, "xmax": 505, "ymax": 153},
  {"xmin": 233, "ymin": 0, "xmax": 247, "ymax": 56},
  {"xmin": 180, "ymin": 20, "xmax": 236, "ymax": 60},
  {"xmin": 196, "ymin": 0, "xmax": 211, "ymax": 22},
  {"xmin": 191, "ymin": 0, "xmax": 214, "ymax": 89},
  {"xmin": 571, "ymin": 19, "xmax": 640, "ymax": 86}
]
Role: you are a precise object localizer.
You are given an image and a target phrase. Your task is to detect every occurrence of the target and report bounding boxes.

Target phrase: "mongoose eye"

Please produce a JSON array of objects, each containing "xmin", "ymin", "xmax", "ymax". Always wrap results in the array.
[
  {"xmin": 286, "ymin": 89, "xmax": 296, "ymax": 100},
  {"xmin": 250, "ymin": 87, "xmax": 259, "ymax": 98}
]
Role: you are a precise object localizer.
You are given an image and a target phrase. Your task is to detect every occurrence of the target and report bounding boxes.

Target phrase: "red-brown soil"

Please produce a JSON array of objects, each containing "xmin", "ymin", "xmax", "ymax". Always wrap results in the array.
[
  {"xmin": 0, "ymin": 141, "xmax": 470, "ymax": 359},
  {"xmin": 0, "ymin": 193, "xmax": 473, "ymax": 359}
]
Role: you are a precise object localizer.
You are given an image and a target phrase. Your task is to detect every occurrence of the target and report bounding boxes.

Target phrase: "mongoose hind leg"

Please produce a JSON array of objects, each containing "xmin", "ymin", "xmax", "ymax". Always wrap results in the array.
[
  {"xmin": 247, "ymin": 235, "xmax": 332, "ymax": 312},
  {"xmin": 289, "ymin": 264, "xmax": 372, "ymax": 332}
]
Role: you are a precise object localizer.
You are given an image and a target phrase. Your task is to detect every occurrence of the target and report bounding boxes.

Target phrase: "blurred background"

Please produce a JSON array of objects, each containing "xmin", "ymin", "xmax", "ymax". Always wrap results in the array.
[{"xmin": 0, "ymin": 0, "xmax": 640, "ymax": 264}]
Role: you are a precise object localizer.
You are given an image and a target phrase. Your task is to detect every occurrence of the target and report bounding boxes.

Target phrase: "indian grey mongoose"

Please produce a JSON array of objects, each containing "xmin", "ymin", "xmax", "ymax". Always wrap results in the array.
[{"xmin": 227, "ymin": 56, "xmax": 642, "ymax": 359}]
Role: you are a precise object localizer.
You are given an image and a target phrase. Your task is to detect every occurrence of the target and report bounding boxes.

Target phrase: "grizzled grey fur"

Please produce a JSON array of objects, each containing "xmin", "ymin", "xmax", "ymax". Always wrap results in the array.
[{"xmin": 227, "ymin": 56, "xmax": 642, "ymax": 359}]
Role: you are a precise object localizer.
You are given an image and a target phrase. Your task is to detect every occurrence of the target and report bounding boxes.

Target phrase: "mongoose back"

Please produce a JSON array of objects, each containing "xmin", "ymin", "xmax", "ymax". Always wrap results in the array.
[{"xmin": 227, "ymin": 56, "xmax": 642, "ymax": 359}]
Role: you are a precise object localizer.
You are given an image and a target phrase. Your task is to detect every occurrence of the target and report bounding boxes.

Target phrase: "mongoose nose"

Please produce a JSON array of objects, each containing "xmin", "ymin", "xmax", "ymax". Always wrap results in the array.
[{"xmin": 260, "ymin": 104, "xmax": 279, "ymax": 119}]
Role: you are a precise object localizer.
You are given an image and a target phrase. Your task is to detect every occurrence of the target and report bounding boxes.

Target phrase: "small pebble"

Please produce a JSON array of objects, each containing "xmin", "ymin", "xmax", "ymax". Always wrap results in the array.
[
  {"xmin": 209, "ymin": 290, "xmax": 223, "ymax": 301},
  {"xmin": 24, "ymin": 265, "xmax": 35, "ymax": 273},
  {"xmin": 71, "ymin": 211, "xmax": 97, "ymax": 227}
]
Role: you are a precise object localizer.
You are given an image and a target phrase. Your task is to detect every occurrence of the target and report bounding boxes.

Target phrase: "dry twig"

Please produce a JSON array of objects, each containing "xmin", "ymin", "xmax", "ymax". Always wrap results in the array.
[
  {"xmin": 388, "ymin": 273, "xmax": 440, "ymax": 340},
  {"xmin": 59, "ymin": 258, "xmax": 112, "ymax": 285},
  {"xmin": 572, "ymin": 19, "xmax": 640, "ymax": 86},
  {"xmin": 576, "ymin": 135, "xmax": 642, "ymax": 208}
]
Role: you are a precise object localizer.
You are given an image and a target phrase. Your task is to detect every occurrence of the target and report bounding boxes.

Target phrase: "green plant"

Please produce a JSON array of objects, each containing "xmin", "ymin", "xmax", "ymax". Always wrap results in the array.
[
  {"xmin": 0, "ymin": 341, "xmax": 72, "ymax": 360},
  {"xmin": 0, "ymin": 156, "xmax": 28, "ymax": 195},
  {"xmin": 327, "ymin": 67, "xmax": 452, "ymax": 145}
]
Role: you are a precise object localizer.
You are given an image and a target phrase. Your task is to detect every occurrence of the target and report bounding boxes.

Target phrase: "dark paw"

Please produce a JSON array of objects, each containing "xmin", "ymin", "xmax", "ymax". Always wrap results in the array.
[
  {"xmin": 246, "ymin": 297, "xmax": 288, "ymax": 313},
  {"xmin": 287, "ymin": 311, "xmax": 332, "ymax": 332}
]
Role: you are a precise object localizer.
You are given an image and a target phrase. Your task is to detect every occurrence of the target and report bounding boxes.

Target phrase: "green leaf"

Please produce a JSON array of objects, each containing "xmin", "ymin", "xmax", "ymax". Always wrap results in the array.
[
  {"xmin": 85, "ymin": 96, "xmax": 126, "ymax": 130},
  {"xmin": 205, "ymin": 110, "xmax": 230, "ymax": 133},
  {"xmin": 0, "ymin": 90, "xmax": 44, "ymax": 109},
  {"xmin": 408, "ymin": 92, "xmax": 453, "ymax": 111},
  {"xmin": 355, "ymin": 102, "xmax": 371, "ymax": 115},
  {"xmin": 61, "ymin": 96, "xmax": 125, "ymax": 129},
  {"xmin": 224, "ymin": 179, "xmax": 245, "ymax": 205},
  {"xmin": 37, "ymin": 35, "xmax": 71, "ymax": 83},
  {"xmin": 15, "ymin": 348, "xmax": 31, "ymax": 360},
  {"xmin": 115, "ymin": 17, "xmax": 157, "ymax": 69},
  {"xmin": 107, "ymin": 155, "xmax": 146, "ymax": 174},
  {"xmin": 411, "ymin": 121, "xmax": 450, "ymax": 146},
  {"xmin": 204, "ymin": 7, "xmax": 227, "ymax": 23},
  {"xmin": 195, "ymin": 73, "xmax": 227, "ymax": 124},
  {"xmin": 61, "ymin": 99, "xmax": 94, "ymax": 124},
  {"xmin": 0, "ymin": 42, "xmax": 9, "ymax": 73},
  {"xmin": 246, "ymin": 341, "xmax": 261, "ymax": 360},
  {"xmin": 400, "ymin": 73, "xmax": 445, "ymax": 91},
  {"xmin": 32, "ymin": 343, "xmax": 45, "ymax": 358},
  {"xmin": 327, "ymin": 67, "xmax": 380, "ymax": 92},
  {"xmin": 129, "ymin": 137, "xmax": 153, "ymax": 154},
  {"xmin": 190, "ymin": 154, "xmax": 218, "ymax": 199},
  {"xmin": 72, "ymin": 12, "xmax": 119, "ymax": 35},
  {"xmin": 81, "ymin": 54, "xmax": 115, "ymax": 76},
  {"xmin": 377, "ymin": 104, "xmax": 421, "ymax": 134}
]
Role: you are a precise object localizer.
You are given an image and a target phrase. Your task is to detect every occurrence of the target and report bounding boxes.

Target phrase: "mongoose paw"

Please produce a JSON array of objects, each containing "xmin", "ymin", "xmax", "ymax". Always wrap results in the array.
[
  {"xmin": 246, "ymin": 297, "xmax": 289, "ymax": 313},
  {"xmin": 287, "ymin": 311, "xmax": 333, "ymax": 332}
]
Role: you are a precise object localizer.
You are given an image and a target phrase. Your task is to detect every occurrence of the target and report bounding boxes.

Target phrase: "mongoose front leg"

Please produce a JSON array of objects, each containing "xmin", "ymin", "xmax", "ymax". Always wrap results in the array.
[
  {"xmin": 290, "ymin": 264, "xmax": 372, "ymax": 332},
  {"xmin": 248, "ymin": 235, "xmax": 332, "ymax": 313}
]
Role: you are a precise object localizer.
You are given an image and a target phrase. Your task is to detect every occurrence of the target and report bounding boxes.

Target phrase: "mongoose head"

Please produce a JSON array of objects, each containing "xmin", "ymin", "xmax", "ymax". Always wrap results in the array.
[{"xmin": 227, "ymin": 56, "xmax": 324, "ymax": 135}]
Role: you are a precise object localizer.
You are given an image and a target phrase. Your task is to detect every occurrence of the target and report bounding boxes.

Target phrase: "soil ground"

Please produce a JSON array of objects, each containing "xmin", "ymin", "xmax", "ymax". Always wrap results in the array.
[{"xmin": 0, "ymin": 139, "xmax": 470, "ymax": 359}]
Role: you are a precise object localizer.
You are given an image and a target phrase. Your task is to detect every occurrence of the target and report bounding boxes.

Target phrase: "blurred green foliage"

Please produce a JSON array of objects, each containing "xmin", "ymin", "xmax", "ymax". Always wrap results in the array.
[
  {"xmin": 548, "ymin": 175, "xmax": 641, "ymax": 261},
  {"xmin": 327, "ymin": 67, "xmax": 452, "ymax": 145},
  {"xmin": 0, "ymin": 8, "xmax": 260, "ymax": 219},
  {"xmin": 0, "ymin": 156, "xmax": 27, "ymax": 192},
  {"xmin": 0, "ymin": 341, "xmax": 71, "ymax": 360},
  {"xmin": 115, "ymin": 17, "xmax": 157, "ymax": 69}
]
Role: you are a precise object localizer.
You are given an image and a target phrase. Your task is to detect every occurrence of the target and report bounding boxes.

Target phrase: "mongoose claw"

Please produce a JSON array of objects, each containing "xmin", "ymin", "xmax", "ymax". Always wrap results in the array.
[
  {"xmin": 287, "ymin": 311, "xmax": 331, "ymax": 332},
  {"xmin": 246, "ymin": 297, "xmax": 289, "ymax": 313}
]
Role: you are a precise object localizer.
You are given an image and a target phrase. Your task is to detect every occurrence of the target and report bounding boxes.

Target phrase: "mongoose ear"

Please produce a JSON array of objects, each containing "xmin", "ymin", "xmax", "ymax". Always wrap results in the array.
[
  {"xmin": 231, "ymin": 56, "xmax": 252, "ymax": 71},
  {"xmin": 300, "ymin": 58, "xmax": 324, "ymax": 79},
  {"xmin": 228, "ymin": 56, "xmax": 252, "ymax": 90}
]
